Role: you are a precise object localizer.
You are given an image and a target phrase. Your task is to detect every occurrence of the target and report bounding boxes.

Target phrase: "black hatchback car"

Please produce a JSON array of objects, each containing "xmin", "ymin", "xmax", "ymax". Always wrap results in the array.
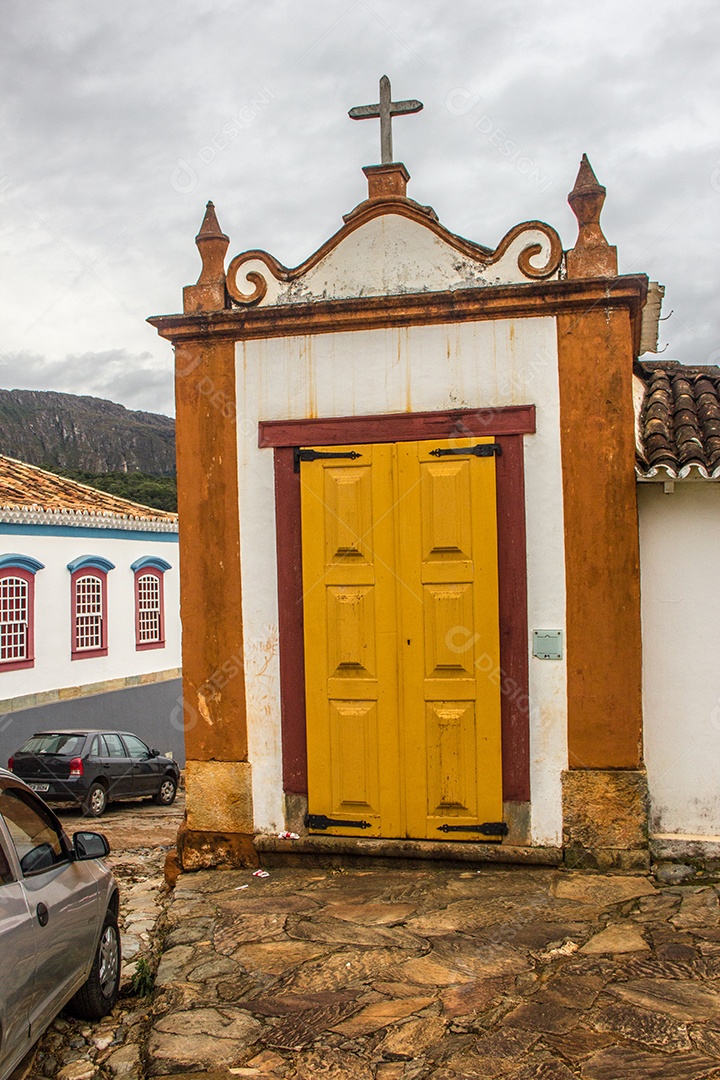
[{"xmin": 8, "ymin": 730, "xmax": 180, "ymax": 817}]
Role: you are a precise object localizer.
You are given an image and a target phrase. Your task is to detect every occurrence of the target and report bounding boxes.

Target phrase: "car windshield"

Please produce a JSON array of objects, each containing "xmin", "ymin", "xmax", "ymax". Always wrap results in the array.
[{"xmin": 18, "ymin": 734, "xmax": 85, "ymax": 756}]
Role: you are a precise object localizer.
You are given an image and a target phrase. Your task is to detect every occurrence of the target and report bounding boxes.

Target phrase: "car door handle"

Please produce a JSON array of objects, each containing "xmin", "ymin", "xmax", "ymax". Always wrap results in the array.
[
  {"xmin": 102, "ymin": 764, "xmax": 110, "ymax": 770},
  {"xmin": 36, "ymin": 902, "xmax": 49, "ymax": 927}
]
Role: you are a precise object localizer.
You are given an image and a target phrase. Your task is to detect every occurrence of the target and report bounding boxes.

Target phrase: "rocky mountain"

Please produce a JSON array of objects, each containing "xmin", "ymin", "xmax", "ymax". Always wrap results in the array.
[{"xmin": 0, "ymin": 389, "xmax": 175, "ymax": 475}]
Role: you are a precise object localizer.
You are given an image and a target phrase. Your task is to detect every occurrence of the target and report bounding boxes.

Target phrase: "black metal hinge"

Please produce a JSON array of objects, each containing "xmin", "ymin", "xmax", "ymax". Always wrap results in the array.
[
  {"xmin": 437, "ymin": 821, "xmax": 509, "ymax": 836},
  {"xmin": 429, "ymin": 443, "xmax": 502, "ymax": 458},
  {"xmin": 294, "ymin": 448, "xmax": 363, "ymax": 472},
  {"xmin": 306, "ymin": 814, "xmax": 372, "ymax": 830}
]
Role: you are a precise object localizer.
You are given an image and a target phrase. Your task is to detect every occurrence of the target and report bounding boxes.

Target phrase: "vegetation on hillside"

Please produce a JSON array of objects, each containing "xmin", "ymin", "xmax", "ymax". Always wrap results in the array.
[{"xmin": 48, "ymin": 469, "xmax": 177, "ymax": 512}]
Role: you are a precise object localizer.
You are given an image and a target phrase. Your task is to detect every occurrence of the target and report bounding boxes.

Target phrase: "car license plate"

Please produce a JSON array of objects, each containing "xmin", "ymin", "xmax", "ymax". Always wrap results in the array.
[{"xmin": 29, "ymin": 783, "xmax": 49, "ymax": 793}]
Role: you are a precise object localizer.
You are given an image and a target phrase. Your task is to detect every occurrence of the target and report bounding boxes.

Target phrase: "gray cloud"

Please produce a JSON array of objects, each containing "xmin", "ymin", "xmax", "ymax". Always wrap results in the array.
[
  {"xmin": 1, "ymin": 0, "xmax": 718, "ymax": 417},
  {"xmin": 0, "ymin": 350, "xmax": 174, "ymax": 417}
]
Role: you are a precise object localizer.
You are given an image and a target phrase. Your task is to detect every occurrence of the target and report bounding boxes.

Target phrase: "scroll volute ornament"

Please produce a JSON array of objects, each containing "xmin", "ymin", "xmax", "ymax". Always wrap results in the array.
[
  {"xmin": 183, "ymin": 201, "xmax": 230, "ymax": 314},
  {"xmin": 566, "ymin": 154, "xmax": 618, "ymax": 279}
]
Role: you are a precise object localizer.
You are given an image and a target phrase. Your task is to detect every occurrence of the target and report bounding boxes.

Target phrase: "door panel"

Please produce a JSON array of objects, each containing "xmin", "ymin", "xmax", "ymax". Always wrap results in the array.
[
  {"xmin": 420, "ymin": 456, "xmax": 474, "ymax": 566},
  {"xmin": 301, "ymin": 437, "xmax": 502, "ymax": 841},
  {"xmin": 423, "ymin": 583, "xmax": 476, "ymax": 678},
  {"xmin": 326, "ymin": 586, "xmax": 376, "ymax": 681},
  {"xmin": 323, "ymin": 463, "xmax": 374, "ymax": 571},
  {"xmin": 328, "ymin": 700, "xmax": 380, "ymax": 813},
  {"xmin": 398, "ymin": 439, "xmax": 502, "ymax": 839},
  {"xmin": 301, "ymin": 445, "xmax": 402, "ymax": 837},
  {"xmin": 425, "ymin": 701, "xmax": 479, "ymax": 818}
]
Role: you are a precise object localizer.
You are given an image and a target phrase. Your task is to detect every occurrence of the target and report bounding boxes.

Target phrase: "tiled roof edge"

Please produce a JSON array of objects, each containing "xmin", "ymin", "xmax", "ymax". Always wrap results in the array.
[
  {"xmin": 636, "ymin": 463, "xmax": 720, "ymax": 481},
  {"xmin": 0, "ymin": 508, "xmax": 179, "ymax": 532}
]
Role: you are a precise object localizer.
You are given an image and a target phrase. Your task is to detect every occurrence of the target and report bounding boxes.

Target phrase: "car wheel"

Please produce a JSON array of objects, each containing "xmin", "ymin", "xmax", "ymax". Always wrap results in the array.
[
  {"xmin": 66, "ymin": 910, "xmax": 121, "ymax": 1019},
  {"xmin": 82, "ymin": 781, "xmax": 108, "ymax": 817},
  {"xmin": 152, "ymin": 775, "xmax": 177, "ymax": 806}
]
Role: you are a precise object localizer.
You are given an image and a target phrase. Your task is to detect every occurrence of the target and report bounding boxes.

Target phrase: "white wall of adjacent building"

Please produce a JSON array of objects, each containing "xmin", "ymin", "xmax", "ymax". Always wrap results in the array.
[
  {"xmin": 639, "ymin": 481, "xmax": 720, "ymax": 841},
  {"xmin": 235, "ymin": 315, "xmax": 568, "ymax": 845},
  {"xmin": 0, "ymin": 528, "xmax": 181, "ymax": 701}
]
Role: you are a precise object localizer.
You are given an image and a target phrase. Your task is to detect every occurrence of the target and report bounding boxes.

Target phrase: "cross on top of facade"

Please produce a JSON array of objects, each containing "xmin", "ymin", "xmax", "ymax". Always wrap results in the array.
[{"xmin": 349, "ymin": 75, "xmax": 423, "ymax": 165}]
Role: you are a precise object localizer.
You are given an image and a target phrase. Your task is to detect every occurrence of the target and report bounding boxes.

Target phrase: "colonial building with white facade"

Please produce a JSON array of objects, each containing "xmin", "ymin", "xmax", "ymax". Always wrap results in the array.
[
  {"xmin": 635, "ymin": 362, "xmax": 720, "ymax": 863},
  {"xmin": 0, "ymin": 456, "xmax": 183, "ymax": 766}
]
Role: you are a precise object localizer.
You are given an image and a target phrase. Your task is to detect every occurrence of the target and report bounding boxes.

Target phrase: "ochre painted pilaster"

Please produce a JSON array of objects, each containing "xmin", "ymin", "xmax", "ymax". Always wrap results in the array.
[
  {"xmin": 556, "ymin": 305, "xmax": 643, "ymax": 770},
  {"xmin": 174, "ymin": 338, "xmax": 248, "ymax": 766}
]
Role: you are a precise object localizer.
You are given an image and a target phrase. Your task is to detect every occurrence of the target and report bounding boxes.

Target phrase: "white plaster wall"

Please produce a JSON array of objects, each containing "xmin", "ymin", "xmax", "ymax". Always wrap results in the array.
[
  {"xmin": 232, "ymin": 215, "xmax": 560, "ymax": 307},
  {"xmin": 639, "ymin": 482, "xmax": 720, "ymax": 839},
  {"xmin": 0, "ymin": 530, "xmax": 181, "ymax": 700},
  {"xmin": 236, "ymin": 318, "xmax": 567, "ymax": 844}
]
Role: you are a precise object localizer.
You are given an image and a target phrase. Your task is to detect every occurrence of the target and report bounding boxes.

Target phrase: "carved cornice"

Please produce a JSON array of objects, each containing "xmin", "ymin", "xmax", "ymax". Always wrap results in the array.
[{"xmin": 150, "ymin": 274, "xmax": 649, "ymax": 358}]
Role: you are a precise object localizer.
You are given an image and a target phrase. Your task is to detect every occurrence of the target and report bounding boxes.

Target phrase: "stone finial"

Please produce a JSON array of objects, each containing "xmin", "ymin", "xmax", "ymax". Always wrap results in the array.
[
  {"xmin": 566, "ymin": 154, "xmax": 618, "ymax": 279},
  {"xmin": 183, "ymin": 201, "xmax": 230, "ymax": 314}
]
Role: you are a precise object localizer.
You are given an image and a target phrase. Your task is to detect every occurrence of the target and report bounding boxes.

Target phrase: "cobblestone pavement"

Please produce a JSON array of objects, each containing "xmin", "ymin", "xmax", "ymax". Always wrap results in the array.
[
  {"xmin": 18, "ymin": 794, "xmax": 184, "ymax": 1080},
  {"xmin": 14, "ymin": 810, "xmax": 720, "ymax": 1080},
  {"xmin": 147, "ymin": 864, "xmax": 720, "ymax": 1080}
]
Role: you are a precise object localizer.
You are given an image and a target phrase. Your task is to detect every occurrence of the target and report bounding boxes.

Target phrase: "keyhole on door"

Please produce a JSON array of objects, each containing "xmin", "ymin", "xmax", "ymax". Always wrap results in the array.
[{"xmin": 407, "ymin": 639, "xmax": 411, "ymax": 645}]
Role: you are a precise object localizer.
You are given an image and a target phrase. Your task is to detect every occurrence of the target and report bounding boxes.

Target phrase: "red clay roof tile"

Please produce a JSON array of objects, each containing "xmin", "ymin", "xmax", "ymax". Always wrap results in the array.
[{"xmin": 637, "ymin": 361, "xmax": 720, "ymax": 478}]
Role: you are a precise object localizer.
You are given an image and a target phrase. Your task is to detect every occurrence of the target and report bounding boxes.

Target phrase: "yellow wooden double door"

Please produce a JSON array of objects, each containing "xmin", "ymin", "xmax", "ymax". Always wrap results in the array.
[{"xmin": 300, "ymin": 438, "xmax": 503, "ymax": 841}]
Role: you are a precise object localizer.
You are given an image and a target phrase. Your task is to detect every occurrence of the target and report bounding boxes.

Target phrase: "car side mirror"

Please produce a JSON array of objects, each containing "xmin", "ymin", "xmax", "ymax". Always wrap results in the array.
[
  {"xmin": 150, "ymin": 748, "xmax": 160, "ymax": 758},
  {"xmin": 73, "ymin": 831, "xmax": 110, "ymax": 860},
  {"xmin": 20, "ymin": 842, "xmax": 56, "ymax": 875}
]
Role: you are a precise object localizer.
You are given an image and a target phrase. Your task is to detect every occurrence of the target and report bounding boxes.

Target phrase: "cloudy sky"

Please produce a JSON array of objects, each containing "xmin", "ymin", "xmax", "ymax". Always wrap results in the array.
[{"xmin": 1, "ymin": 1, "xmax": 718, "ymax": 418}]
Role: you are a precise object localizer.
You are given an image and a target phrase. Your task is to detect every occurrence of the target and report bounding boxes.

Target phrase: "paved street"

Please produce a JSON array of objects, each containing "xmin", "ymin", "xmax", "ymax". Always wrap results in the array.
[
  {"xmin": 149, "ymin": 862, "xmax": 720, "ymax": 1079},
  {"xmin": 16, "ymin": 800, "xmax": 720, "ymax": 1080}
]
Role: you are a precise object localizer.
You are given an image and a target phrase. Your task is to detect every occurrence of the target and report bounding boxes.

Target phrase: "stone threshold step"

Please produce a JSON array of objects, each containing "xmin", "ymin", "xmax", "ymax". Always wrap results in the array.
[{"xmin": 255, "ymin": 833, "xmax": 562, "ymax": 867}]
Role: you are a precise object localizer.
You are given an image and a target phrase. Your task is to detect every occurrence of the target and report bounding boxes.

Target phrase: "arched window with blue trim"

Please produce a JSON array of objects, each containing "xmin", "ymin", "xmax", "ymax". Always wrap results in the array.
[
  {"xmin": 131, "ymin": 557, "xmax": 171, "ymax": 651},
  {"xmin": 0, "ymin": 555, "xmax": 44, "ymax": 671},
  {"xmin": 68, "ymin": 557, "xmax": 115, "ymax": 660}
]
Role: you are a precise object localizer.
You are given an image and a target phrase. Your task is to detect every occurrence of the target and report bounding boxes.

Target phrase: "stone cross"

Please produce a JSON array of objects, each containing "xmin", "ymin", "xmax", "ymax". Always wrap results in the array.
[{"xmin": 349, "ymin": 75, "xmax": 423, "ymax": 164}]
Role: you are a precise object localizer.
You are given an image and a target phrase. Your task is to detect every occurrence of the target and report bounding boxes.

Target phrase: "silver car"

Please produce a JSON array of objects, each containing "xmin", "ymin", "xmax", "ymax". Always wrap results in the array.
[{"xmin": 0, "ymin": 767, "xmax": 120, "ymax": 1080}]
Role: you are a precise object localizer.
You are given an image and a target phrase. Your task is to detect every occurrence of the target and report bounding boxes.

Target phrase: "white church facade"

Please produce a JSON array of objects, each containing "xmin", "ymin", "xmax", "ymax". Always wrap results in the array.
[{"xmin": 150, "ymin": 81, "xmax": 720, "ymax": 871}]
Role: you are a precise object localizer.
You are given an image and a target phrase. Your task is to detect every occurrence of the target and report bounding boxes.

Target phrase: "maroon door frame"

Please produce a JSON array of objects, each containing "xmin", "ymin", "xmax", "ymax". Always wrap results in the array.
[{"xmin": 259, "ymin": 405, "xmax": 535, "ymax": 805}]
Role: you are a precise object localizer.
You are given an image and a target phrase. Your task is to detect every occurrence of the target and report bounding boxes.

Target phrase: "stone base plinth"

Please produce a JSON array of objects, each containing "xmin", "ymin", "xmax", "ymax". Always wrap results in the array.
[
  {"xmin": 562, "ymin": 768, "xmax": 650, "ymax": 871},
  {"xmin": 177, "ymin": 819, "xmax": 259, "ymax": 871},
  {"xmin": 178, "ymin": 758, "xmax": 257, "ymax": 870},
  {"xmin": 185, "ymin": 759, "xmax": 254, "ymax": 833}
]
